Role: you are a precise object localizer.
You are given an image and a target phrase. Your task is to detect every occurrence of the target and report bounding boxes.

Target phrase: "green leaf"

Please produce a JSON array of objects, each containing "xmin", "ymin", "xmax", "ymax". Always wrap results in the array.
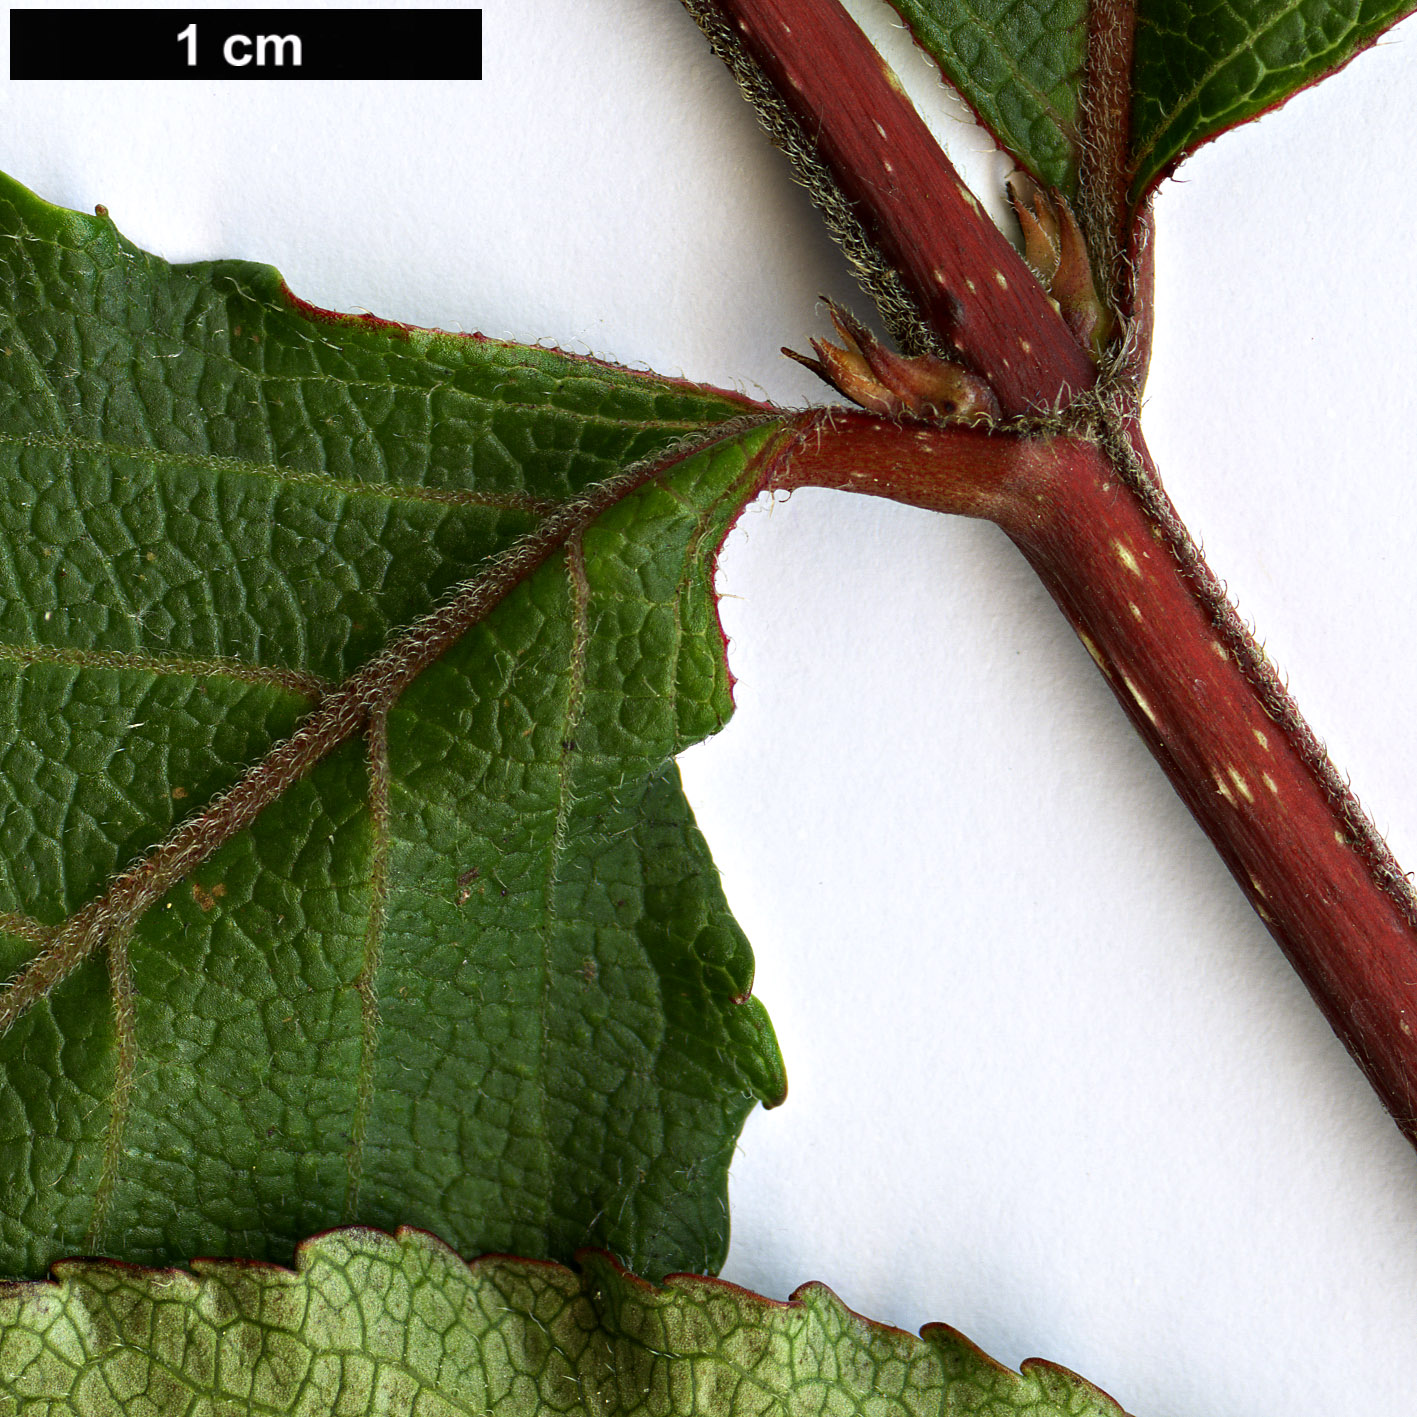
[
  {"xmin": 0, "ymin": 172, "xmax": 787, "ymax": 1282},
  {"xmin": 0, "ymin": 1225, "xmax": 1134, "ymax": 1416},
  {"xmin": 882, "ymin": 0, "xmax": 1090, "ymax": 195},
  {"xmin": 1131, "ymin": 0, "xmax": 1417, "ymax": 196},
  {"xmin": 883, "ymin": 0, "xmax": 1413, "ymax": 221}
]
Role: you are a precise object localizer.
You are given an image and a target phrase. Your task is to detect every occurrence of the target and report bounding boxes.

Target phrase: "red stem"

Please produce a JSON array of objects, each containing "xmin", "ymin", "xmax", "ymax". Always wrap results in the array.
[
  {"xmin": 765, "ymin": 410, "xmax": 1036, "ymax": 517},
  {"xmin": 695, "ymin": 0, "xmax": 1417, "ymax": 1147},
  {"xmin": 777, "ymin": 413, "xmax": 1417, "ymax": 1145},
  {"xmin": 690, "ymin": 0, "xmax": 1096, "ymax": 413}
]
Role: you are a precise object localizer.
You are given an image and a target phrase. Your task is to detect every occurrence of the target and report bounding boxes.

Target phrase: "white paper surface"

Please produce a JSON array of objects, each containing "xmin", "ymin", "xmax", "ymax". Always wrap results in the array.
[{"xmin": 3, "ymin": 3, "xmax": 1417, "ymax": 1412}]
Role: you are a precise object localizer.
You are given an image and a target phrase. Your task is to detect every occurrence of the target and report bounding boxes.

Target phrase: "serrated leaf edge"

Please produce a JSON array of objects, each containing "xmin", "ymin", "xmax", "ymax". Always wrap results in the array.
[{"xmin": 0, "ymin": 1225, "xmax": 1135, "ymax": 1417}]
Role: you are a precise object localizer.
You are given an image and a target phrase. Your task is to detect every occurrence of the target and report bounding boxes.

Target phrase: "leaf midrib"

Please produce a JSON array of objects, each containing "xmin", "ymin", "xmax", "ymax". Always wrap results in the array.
[{"xmin": 0, "ymin": 415, "xmax": 786, "ymax": 1111}]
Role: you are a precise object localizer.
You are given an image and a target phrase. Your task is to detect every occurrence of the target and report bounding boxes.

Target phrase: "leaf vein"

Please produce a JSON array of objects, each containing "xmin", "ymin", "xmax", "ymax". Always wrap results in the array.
[
  {"xmin": 903, "ymin": 4, "xmax": 1082, "ymax": 149},
  {"xmin": 84, "ymin": 928, "xmax": 137, "ymax": 1254},
  {"xmin": 344, "ymin": 710, "xmax": 391, "ymax": 1221},
  {"xmin": 0, "ymin": 910, "xmax": 54, "ymax": 945},
  {"xmin": 0, "ymin": 429, "xmax": 561, "ymax": 515},
  {"xmin": 0, "ymin": 637, "xmax": 329, "ymax": 699},
  {"xmin": 0, "ymin": 418, "xmax": 777, "ymax": 1041},
  {"xmin": 1131, "ymin": 0, "xmax": 1353, "ymax": 173},
  {"xmin": 537, "ymin": 532, "xmax": 592, "ymax": 1226}
]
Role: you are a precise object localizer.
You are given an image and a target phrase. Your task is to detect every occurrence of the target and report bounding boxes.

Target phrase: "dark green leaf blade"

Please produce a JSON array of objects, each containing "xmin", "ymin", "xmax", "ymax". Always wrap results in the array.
[
  {"xmin": 1131, "ymin": 0, "xmax": 1417, "ymax": 197},
  {"xmin": 882, "ymin": 0, "xmax": 1090, "ymax": 195},
  {"xmin": 0, "ymin": 1227, "xmax": 1135, "ymax": 1416},
  {"xmin": 0, "ymin": 173, "xmax": 787, "ymax": 1281}
]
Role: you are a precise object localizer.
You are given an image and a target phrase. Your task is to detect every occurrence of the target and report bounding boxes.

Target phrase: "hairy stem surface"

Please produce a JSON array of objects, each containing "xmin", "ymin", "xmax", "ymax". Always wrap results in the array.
[
  {"xmin": 682, "ymin": 0, "xmax": 1096, "ymax": 412},
  {"xmin": 780, "ymin": 411, "xmax": 1417, "ymax": 1144},
  {"xmin": 689, "ymin": 0, "xmax": 1417, "ymax": 1147}
]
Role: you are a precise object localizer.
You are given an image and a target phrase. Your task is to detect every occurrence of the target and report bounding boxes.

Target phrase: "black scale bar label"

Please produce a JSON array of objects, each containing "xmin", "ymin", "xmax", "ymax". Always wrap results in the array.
[{"xmin": 10, "ymin": 8, "xmax": 482, "ymax": 79}]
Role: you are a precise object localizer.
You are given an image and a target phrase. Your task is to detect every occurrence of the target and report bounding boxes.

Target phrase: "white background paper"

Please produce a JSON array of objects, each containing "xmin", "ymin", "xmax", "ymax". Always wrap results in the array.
[{"xmin": 4, "ymin": 3, "xmax": 1417, "ymax": 1412}]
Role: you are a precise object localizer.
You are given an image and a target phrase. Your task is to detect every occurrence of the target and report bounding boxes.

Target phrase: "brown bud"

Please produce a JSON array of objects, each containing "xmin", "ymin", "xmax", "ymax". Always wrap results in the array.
[
  {"xmin": 1005, "ymin": 172, "xmax": 1062, "ymax": 286},
  {"xmin": 1005, "ymin": 172, "xmax": 1115, "ymax": 360},
  {"xmin": 782, "ymin": 308, "xmax": 898, "ymax": 416},
  {"xmin": 785, "ymin": 301, "xmax": 1000, "ymax": 423}
]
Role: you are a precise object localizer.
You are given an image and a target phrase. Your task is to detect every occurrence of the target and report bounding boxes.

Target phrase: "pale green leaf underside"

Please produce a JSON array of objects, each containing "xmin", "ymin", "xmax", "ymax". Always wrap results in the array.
[
  {"xmin": 0, "ymin": 1227, "xmax": 1135, "ymax": 1417},
  {"xmin": 885, "ymin": 0, "xmax": 1089, "ymax": 195},
  {"xmin": 1131, "ymin": 0, "xmax": 1417, "ymax": 195},
  {"xmin": 0, "ymin": 173, "xmax": 787, "ymax": 1282}
]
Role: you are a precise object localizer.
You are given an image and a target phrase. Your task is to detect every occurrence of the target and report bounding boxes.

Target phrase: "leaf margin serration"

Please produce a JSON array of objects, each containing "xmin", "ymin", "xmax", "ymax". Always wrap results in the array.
[{"xmin": 0, "ymin": 1225, "xmax": 1136, "ymax": 1417}]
